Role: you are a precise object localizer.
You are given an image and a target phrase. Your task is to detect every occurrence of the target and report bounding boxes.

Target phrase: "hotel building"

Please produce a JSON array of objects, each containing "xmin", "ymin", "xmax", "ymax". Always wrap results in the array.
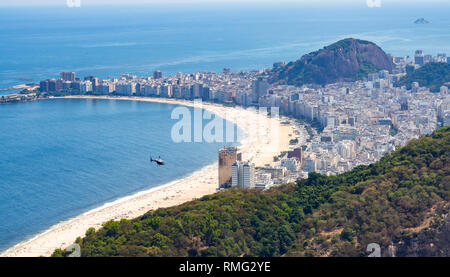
[
  {"xmin": 218, "ymin": 147, "xmax": 240, "ymax": 188},
  {"xmin": 232, "ymin": 161, "xmax": 255, "ymax": 189}
]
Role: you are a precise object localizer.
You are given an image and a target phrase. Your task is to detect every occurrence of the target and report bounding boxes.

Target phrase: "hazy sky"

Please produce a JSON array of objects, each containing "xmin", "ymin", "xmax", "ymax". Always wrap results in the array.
[{"xmin": 0, "ymin": 0, "xmax": 447, "ymax": 7}]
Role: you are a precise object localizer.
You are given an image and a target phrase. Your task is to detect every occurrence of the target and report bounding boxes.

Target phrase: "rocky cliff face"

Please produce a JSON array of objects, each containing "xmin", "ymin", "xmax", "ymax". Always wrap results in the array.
[{"xmin": 270, "ymin": 38, "xmax": 394, "ymax": 86}]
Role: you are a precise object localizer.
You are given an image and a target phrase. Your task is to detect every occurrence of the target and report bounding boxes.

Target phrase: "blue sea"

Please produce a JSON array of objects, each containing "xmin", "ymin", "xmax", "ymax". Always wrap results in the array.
[
  {"xmin": 0, "ymin": 98, "xmax": 235, "ymax": 251},
  {"xmin": 1, "ymin": 2, "xmax": 450, "ymax": 94},
  {"xmin": 0, "ymin": 2, "xmax": 450, "ymax": 252}
]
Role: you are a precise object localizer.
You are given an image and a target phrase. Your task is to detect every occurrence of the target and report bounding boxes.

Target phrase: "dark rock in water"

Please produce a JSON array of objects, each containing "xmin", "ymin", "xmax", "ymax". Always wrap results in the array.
[
  {"xmin": 269, "ymin": 38, "xmax": 394, "ymax": 86},
  {"xmin": 414, "ymin": 18, "xmax": 430, "ymax": 24}
]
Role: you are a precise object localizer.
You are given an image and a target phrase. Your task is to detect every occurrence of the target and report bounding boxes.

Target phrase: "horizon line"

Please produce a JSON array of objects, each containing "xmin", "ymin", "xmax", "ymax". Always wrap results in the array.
[{"xmin": 1, "ymin": 0, "xmax": 449, "ymax": 7}]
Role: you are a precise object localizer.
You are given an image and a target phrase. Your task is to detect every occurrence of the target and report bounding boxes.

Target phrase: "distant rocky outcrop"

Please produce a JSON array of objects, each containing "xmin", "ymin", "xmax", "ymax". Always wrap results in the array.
[
  {"xmin": 269, "ymin": 38, "xmax": 394, "ymax": 86},
  {"xmin": 414, "ymin": 18, "xmax": 430, "ymax": 24}
]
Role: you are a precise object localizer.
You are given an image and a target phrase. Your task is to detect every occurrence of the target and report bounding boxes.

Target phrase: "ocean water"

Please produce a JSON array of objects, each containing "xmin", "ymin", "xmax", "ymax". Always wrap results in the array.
[
  {"xmin": 1, "ymin": 2, "xmax": 450, "ymax": 95},
  {"xmin": 0, "ymin": 98, "xmax": 234, "ymax": 251},
  {"xmin": 0, "ymin": 2, "xmax": 450, "ymax": 252}
]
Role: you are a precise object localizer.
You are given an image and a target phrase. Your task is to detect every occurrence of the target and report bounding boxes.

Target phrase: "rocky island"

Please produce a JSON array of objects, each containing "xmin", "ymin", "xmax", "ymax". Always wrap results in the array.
[{"xmin": 414, "ymin": 18, "xmax": 430, "ymax": 24}]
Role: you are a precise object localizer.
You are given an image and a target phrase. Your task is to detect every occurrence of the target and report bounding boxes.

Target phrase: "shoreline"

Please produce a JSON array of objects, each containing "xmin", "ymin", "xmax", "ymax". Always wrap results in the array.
[{"xmin": 0, "ymin": 95, "xmax": 295, "ymax": 257}]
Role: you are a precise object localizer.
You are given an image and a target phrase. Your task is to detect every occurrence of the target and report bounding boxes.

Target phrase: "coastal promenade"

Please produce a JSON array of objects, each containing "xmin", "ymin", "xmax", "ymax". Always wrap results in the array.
[{"xmin": 0, "ymin": 95, "xmax": 295, "ymax": 257}]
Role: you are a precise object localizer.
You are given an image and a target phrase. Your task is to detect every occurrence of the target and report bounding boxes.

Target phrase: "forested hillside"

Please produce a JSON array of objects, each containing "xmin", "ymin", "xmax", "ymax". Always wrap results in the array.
[
  {"xmin": 396, "ymin": 62, "xmax": 450, "ymax": 92},
  {"xmin": 53, "ymin": 127, "xmax": 450, "ymax": 257}
]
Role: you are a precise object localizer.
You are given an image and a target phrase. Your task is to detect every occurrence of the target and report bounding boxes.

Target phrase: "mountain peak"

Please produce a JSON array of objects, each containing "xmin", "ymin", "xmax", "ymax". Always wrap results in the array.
[{"xmin": 269, "ymin": 38, "xmax": 394, "ymax": 86}]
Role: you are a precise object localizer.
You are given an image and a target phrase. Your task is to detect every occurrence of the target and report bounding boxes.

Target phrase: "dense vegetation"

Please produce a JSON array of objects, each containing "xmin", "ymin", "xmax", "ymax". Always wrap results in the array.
[
  {"xmin": 290, "ymin": 127, "xmax": 450, "ymax": 256},
  {"xmin": 54, "ymin": 127, "xmax": 450, "ymax": 257},
  {"xmin": 396, "ymin": 62, "xmax": 450, "ymax": 92}
]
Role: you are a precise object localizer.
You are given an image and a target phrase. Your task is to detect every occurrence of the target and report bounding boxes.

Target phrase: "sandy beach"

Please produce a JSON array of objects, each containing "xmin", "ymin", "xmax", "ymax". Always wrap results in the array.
[{"xmin": 0, "ymin": 95, "xmax": 295, "ymax": 257}]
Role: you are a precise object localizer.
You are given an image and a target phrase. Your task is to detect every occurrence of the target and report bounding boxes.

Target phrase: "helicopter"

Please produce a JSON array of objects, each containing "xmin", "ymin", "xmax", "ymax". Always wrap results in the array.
[{"xmin": 150, "ymin": 156, "xmax": 165, "ymax": 166}]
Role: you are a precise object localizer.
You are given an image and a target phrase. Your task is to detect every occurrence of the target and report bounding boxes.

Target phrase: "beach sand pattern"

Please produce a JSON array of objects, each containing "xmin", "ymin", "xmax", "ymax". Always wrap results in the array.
[{"xmin": 1, "ymin": 95, "xmax": 294, "ymax": 257}]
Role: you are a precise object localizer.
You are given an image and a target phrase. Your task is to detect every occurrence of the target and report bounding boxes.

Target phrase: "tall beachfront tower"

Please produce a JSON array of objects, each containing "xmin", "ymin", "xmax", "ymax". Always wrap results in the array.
[
  {"xmin": 232, "ymin": 161, "xmax": 255, "ymax": 189},
  {"xmin": 218, "ymin": 147, "xmax": 239, "ymax": 188},
  {"xmin": 251, "ymin": 78, "xmax": 269, "ymax": 104}
]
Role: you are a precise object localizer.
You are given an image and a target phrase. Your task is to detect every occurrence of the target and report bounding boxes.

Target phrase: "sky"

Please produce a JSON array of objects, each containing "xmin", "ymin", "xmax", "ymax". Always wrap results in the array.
[{"xmin": 0, "ymin": 0, "xmax": 447, "ymax": 7}]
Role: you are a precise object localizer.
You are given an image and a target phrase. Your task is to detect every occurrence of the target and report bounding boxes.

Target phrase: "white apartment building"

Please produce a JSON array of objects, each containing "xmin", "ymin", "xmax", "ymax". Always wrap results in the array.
[
  {"xmin": 232, "ymin": 161, "xmax": 255, "ymax": 189},
  {"xmin": 80, "ymin": 80, "xmax": 93, "ymax": 93}
]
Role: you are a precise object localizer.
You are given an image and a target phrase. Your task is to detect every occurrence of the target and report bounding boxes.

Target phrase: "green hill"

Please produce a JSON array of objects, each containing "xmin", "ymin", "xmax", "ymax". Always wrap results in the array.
[
  {"xmin": 269, "ymin": 38, "xmax": 394, "ymax": 86},
  {"xmin": 396, "ymin": 62, "xmax": 450, "ymax": 92},
  {"xmin": 54, "ymin": 127, "xmax": 450, "ymax": 257}
]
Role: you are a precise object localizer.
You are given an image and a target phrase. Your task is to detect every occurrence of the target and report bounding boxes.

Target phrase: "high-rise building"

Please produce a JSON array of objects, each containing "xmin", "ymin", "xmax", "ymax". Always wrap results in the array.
[
  {"xmin": 153, "ymin": 70, "xmax": 162, "ymax": 79},
  {"xmin": 39, "ymin": 80, "xmax": 49, "ymax": 92},
  {"xmin": 202, "ymin": 87, "xmax": 210, "ymax": 101},
  {"xmin": 241, "ymin": 162, "xmax": 255, "ymax": 189},
  {"xmin": 218, "ymin": 147, "xmax": 238, "ymax": 188},
  {"xmin": 232, "ymin": 161, "xmax": 255, "ymax": 189},
  {"xmin": 135, "ymin": 83, "xmax": 142, "ymax": 95},
  {"xmin": 56, "ymin": 79, "xmax": 64, "ymax": 92},
  {"xmin": 161, "ymin": 84, "xmax": 173, "ymax": 98},
  {"xmin": 400, "ymin": 96, "xmax": 409, "ymax": 111},
  {"xmin": 80, "ymin": 80, "xmax": 93, "ymax": 94},
  {"xmin": 115, "ymin": 82, "xmax": 136, "ymax": 95},
  {"xmin": 97, "ymin": 82, "xmax": 114, "ymax": 95},
  {"xmin": 60, "ymin": 72, "xmax": 76, "ymax": 82},
  {"xmin": 84, "ymin": 76, "xmax": 99, "ymax": 91},
  {"xmin": 231, "ymin": 162, "xmax": 239, "ymax": 188},
  {"xmin": 303, "ymin": 158, "xmax": 316, "ymax": 173},
  {"xmin": 437, "ymin": 53, "xmax": 447, "ymax": 63},
  {"xmin": 337, "ymin": 140, "xmax": 356, "ymax": 159},
  {"xmin": 71, "ymin": 81, "xmax": 81, "ymax": 92},
  {"xmin": 62, "ymin": 81, "xmax": 72, "ymax": 91},
  {"xmin": 251, "ymin": 78, "xmax": 269, "ymax": 104},
  {"xmin": 191, "ymin": 83, "xmax": 203, "ymax": 99},
  {"xmin": 48, "ymin": 79, "xmax": 57, "ymax": 92},
  {"xmin": 414, "ymin": 50, "xmax": 424, "ymax": 66},
  {"xmin": 424, "ymin": 54, "xmax": 433, "ymax": 64}
]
